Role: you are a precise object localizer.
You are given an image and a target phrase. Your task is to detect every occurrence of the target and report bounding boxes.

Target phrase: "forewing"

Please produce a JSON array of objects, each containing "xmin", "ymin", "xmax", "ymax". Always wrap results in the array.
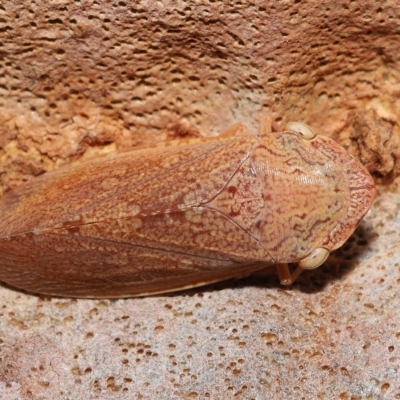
[
  {"xmin": 0, "ymin": 136, "xmax": 274, "ymax": 296},
  {"xmin": 0, "ymin": 137, "xmax": 256, "ymax": 236},
  {"xmin": 0, "ymin": 209, "xmax": 270, "ymax": 297}
]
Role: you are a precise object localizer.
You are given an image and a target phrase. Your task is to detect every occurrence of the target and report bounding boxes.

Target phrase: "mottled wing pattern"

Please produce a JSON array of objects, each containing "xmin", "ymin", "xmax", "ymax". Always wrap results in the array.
[
  {"xmin": 0, "ymin": 229, "xmax": 269, "ymax": 297},
  {"xmin": 0, "ymin": 137, "xmax": 272, "ymax": 297},
  {"xmin": 0, "ymin": 138, "xmax": 254, "ymax": 234}
]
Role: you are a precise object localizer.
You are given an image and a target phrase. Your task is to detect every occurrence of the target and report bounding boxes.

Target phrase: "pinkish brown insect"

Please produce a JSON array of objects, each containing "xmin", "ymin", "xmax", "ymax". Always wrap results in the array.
[{"xmin": 0, "ymin": 120, "xmax": 375, "ymax": 298}]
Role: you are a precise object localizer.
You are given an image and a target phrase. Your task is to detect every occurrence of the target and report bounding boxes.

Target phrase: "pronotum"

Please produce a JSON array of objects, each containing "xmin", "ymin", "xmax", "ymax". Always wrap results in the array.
[{"xmin": 0, "ymin": 119, "xmax": 375, "ymax": 298}]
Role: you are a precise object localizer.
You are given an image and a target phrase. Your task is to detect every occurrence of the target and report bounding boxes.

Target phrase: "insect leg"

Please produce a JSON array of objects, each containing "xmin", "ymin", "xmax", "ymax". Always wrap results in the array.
[
  {"xmin": 260, "ymin": 116, "xmax": 282, "ymax": 135},
  {"xmin": 260, "ymin": 116, "xmax": 272, "ymax": 135},
  {"xmin": 276, "ymin": 263, "xmax": 304, "ymax": 285}
]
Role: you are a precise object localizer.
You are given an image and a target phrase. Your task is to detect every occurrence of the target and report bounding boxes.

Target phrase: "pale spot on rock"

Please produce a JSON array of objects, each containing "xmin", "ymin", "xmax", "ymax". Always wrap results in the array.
[{"xmin": 101, "ymin": 177, "xmax": 120, "ymax": 190}]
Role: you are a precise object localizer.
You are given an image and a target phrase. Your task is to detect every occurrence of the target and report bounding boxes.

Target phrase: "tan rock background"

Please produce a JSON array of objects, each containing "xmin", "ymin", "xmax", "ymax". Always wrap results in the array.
[{"xmin": 0, "ymin": 1, "xmax": 400, "ymax": 399}]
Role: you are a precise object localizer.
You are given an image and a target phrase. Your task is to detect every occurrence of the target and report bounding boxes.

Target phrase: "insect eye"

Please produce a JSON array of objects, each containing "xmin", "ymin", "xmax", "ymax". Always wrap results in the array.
[
  {"xmin": 298, "ymin": 247, "xmax": 330, "ymax": 270},
  {"xmin": 285, "ymin": 122, "xmax": 316, "ymax": 140}
]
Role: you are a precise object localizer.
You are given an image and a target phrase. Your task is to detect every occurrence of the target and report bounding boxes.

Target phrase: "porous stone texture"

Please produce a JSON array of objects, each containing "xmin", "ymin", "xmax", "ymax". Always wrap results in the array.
[{"xmin": 0, "ymin": 1, "xmax": 400, "ymax": 399}]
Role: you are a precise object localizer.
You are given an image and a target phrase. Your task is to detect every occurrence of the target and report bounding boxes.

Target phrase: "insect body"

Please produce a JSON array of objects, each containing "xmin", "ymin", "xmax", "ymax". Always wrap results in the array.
[{"xmin": 0, "ymin": 122, "xmax": 375, "ymax": 297}]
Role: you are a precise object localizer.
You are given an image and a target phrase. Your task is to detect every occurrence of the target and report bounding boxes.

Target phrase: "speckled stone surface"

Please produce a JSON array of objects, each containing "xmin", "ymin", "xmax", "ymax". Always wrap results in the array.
[
  {"xmin": 0, "ymin": 189, "xmax": 398, "ymax": 399},
  {"xmin": 1, "ymin": 1, "xmax": 400, "ymax": 399}
]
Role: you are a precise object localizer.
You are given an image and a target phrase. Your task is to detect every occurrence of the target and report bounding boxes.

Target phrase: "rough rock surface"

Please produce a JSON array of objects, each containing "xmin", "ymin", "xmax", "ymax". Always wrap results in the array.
[{"xmin": 0, "ymin": 1, "xmax": 400, "ymax": 399}]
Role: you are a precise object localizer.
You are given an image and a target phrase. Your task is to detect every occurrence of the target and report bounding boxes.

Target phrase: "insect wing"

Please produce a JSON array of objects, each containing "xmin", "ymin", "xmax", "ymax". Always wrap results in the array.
[{"xmin": 0, "ymin": 137, "xmax": 270, "ymax": 297}]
